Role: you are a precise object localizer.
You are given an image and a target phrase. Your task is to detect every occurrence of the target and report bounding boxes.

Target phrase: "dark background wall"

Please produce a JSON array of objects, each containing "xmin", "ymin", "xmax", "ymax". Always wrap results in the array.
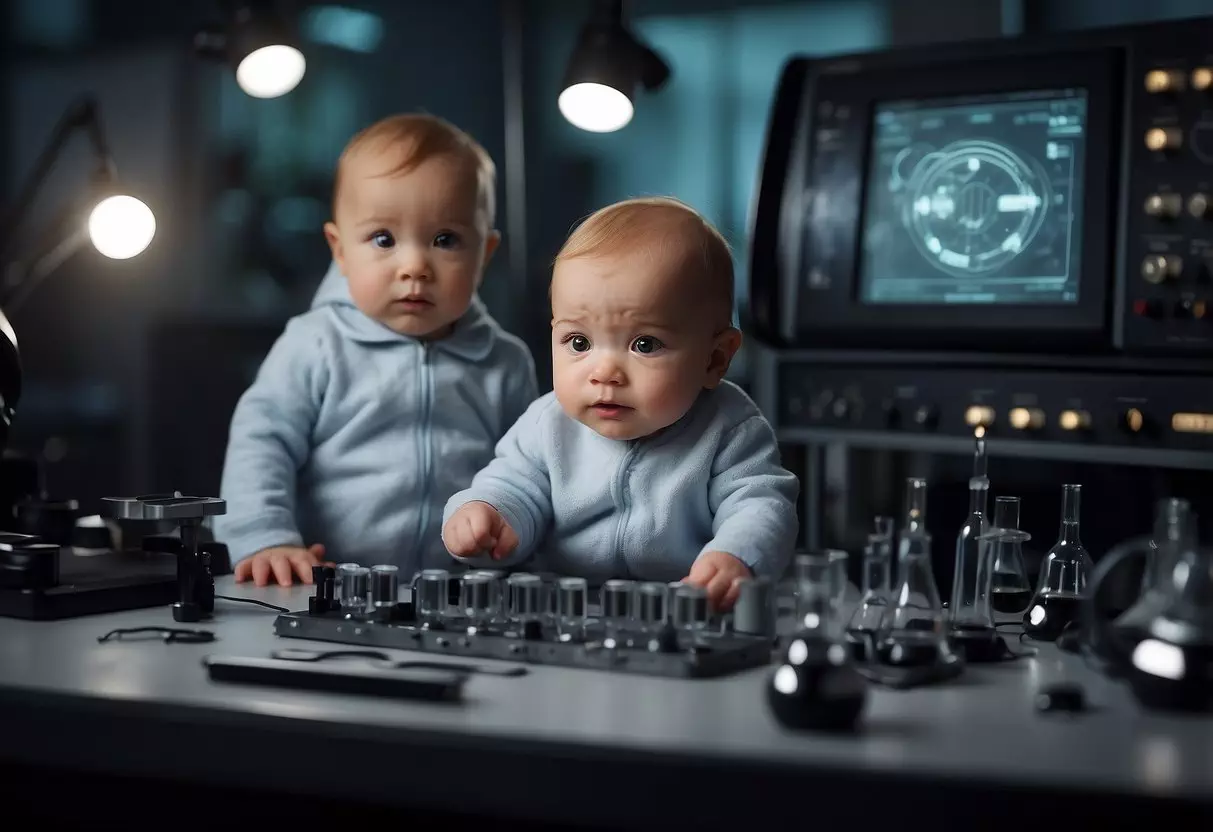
[{"xmin": 0, "ymin": 0, "xmax": 1209, "ymax": 513}]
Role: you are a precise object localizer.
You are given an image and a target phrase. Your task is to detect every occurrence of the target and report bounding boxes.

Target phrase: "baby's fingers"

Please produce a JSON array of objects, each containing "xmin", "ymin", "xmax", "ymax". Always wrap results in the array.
[
  {"xmin": 270, "ymin": 553, "xmax": 295, "ymax": 587},
  {"xmin": 492, "ymin": 523, "xmax": 519, "ymax": 559},
  {"xmin": 705, "ymin": 571, "xmax": 735, "ymax": 611}
]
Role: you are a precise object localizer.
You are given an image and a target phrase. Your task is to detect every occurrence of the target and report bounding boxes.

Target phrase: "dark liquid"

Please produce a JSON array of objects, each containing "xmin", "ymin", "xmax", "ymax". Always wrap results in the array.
[
  {"xmin": 949, "ymin": 623, "xmax": 1005, "ymax": 662},
  {"xmin": 1022, "ymin": 593, "xmax": 1083, "ymax": 641},
  {"xmin": 991, "ymin": 588, "xmax": 1032, "ymax": 615},
  {"xmin": 845, "ymin": 627, "xmax": 875, "ymax": 662}
]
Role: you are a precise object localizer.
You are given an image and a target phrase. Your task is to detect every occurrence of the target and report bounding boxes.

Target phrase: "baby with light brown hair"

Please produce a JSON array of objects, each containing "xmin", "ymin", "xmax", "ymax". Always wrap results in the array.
[
  {"xmin": 217, "ymin": 113, "xmax": 537, "ymax": 586},
  {"xmin": 443, "ymin": 196, "xmax": 799, "ymax": 610}
]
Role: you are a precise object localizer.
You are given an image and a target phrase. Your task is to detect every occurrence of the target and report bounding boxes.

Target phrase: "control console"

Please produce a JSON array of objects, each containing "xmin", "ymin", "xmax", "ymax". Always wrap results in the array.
[{"xmin": 274, "ymin": 565, "xmax": 778, "ymax": 679}]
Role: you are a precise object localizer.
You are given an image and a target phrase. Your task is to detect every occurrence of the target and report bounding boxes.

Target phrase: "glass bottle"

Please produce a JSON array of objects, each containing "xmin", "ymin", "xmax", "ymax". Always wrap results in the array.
[
  {"xmin": 876, "ymin": 530, "xmax": 952, "ymax": 667},
  {"xmin": 767, "ymin": 552, "xmax": 867, "ymax": 731},
  {"xmin": 1023, "ymin": 483, "xmax": 1093, "ymax": 640},
  {"xmin": 845, "ymin": 518, "xmax": 894, "ymax": 661},
  {"xmin": 949, "ymin": 438, "xmax": 992, "ymax": 635},
  {"xmin": 988, "ymin": 497, "xmax": 1033, "ymax": 615},
  {"xmin": 1114, "ymin": 498, "xmax": 1194, "ymax": 638}
]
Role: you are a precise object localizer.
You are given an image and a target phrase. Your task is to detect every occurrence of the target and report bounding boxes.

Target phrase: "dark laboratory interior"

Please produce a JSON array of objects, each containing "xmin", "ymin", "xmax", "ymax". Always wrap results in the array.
[{"xmin": 1, "ymin": 0, "xmax": 1212, "ymax": 828}]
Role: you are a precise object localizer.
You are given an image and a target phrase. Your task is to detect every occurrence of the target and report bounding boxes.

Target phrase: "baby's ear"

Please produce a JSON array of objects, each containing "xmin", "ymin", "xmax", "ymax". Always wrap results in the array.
[
  {"xmin": 704, "ymin": 327, "xmax": 743, "ymax": 388},
  {"xmin": 323, "ymin": 222, "xmax": 345, "ymax": 272}
]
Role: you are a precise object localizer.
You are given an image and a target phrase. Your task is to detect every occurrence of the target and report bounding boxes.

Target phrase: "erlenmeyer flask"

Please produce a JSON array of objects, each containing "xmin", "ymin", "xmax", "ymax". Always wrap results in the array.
[
  {"xmin": 1023, "ymin": 483, "xmax": 1093, "ymax": 641},
  {"xmin": 1115, "ymin": 498, "xmax": 1194, "ymax": 638},
  {"xmin": 876, "ymin": 530, "xmax": 953, "ymax": 667},
  {"xmin": 845, "ymin": 517, "xmax": 894, "ymax": 660},
  {"xmin": 767, "ymin": 553, "xmax": 867, "ymax": 731},
  {"xmin": 988, "ymin": 496, "xmax": 1032, "ymax": 614},
  {"xmin": 949, "ymin": 438, "xmax": 992, "ymax": 635}
]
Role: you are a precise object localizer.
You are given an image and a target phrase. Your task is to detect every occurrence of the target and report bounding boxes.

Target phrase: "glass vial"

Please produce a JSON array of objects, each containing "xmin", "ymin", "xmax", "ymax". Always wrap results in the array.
[
  {"xmin": 876, "ymin": 531, "xmax": 951, "ymax": 667},
  {"xmin": 507, "ymin": 572, "xmax": 544, "ymax": 627},
  {"xmin": 556, "ymin": 576, "xmax": 588, "ymax": 640},
  {"xmin": 369, "ymin": 564, "xmax": 399, "ymax": 620},
  {"xmin": 635, "ymin": 581, "xmax": 667, "ymax": 633},
  {"xmin": 339, "ymin": 564, "xmax": 369, "ymax": 615},
  {"xmin": 989, "ymin": 496, "xmax": 1032, "ymax": 614},
  {"xmin": 1023, "ymin": 483, "xmax": 1093, "ymax": 640},
  {"xmin": 415, "ymin": 568, "xmax": 449, "ymax": 627},
  {"xmin": 949, "ymin": 464, "xmax": 993, "ymax": 634},
  {"xmin": 460, "ymin": 572, "xmax": 494, "ymax": 629},
  {"xmin": 601, "ymin": 578, "xmax": 635, "ymax": 640}
]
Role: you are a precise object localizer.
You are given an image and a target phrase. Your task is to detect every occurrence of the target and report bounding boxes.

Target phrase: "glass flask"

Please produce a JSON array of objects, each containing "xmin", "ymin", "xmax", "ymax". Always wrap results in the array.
[
  {"xmin": 949, "ymin": 438, "xmax": 992, "ymax": 635},
  {"xmin": 1023, "ymin": 484, "xmax": 1093, "ymax": 641},
  {"xmin": 845, "ymin": 519, "xmax": 894, "ymax": 661},
  {"xmin": 1115, "ymin": 498, "xmax": 1195, "ymax": 636},
  {"xmin": 767, "ymin": 551, "xmax": 867, "ymax": 732},
  {"xmin": 876, "ymin": 530, "xmax": 952, "ymax": 667},
  {"xmin": 795, "ymin": 550, "xmax": 848, "ymax": 638},
  {"xmin": 988, "ymin": 497, "xmax": 1033, "ymax": 615}
]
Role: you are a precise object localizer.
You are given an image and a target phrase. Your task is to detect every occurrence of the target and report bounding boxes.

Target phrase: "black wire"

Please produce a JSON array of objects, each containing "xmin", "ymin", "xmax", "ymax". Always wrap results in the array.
[{"xmin": 215, "ymin": 594, "xmax": 289, "ymax": 613}]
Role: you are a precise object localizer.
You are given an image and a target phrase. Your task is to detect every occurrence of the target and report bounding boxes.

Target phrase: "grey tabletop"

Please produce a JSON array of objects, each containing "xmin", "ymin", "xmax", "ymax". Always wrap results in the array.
[{"xmin": 1, "ymin": 576, "xmax": 1211, "ymax": 826}]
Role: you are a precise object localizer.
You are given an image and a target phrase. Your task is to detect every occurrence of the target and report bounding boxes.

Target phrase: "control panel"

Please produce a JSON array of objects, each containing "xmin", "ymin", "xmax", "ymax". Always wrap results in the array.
[
  {"xmin": 1128, "ymin": 57, "xmax": 1213, "ymax": 352},
  {"xmin": 775, "ymin": 361, "xmax": 1213, "ymax": 466}
]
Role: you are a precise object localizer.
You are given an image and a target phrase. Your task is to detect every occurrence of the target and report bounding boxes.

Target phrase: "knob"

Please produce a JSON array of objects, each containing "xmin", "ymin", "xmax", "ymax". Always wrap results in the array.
[
  {"xmin": 830, "ymin": 398, "xmax": 850, "ymax": 420},
  {"xmin": 1008, "ymin": 407, "xmax": 1045, "ymax": 431},
  {"xmin": 370, "ymin": 564, "xmax": 399, "ymax": 614},
  {"xmin": 673, "ymin": 583, "xmax": 710, "ymax": 631},
  {"xmin": 1193, "ymin": 67, "xmax": 1213, "ymax": 91},
  {"xmin": 309, "ymin": 565, "xmax": 338, "ymax": 615},
  {"xmin": 1145, "ymin": 69, "xmax": 1185, "ymax": 94},
  {"xmin": 338, "ymin": 564, "xmax": 370, "ymax": 614},
  {"xmin": 1142, "ymin": 254, "xmax": 1182, "ymax": 284},
  {"xmin": 635, "ymin": 581, "xmax": 668, "ymax": 630},
  {"xmin": 1144, "ymin": 192, "xmax": 1182, "ymax": 218},
  {"xmin": 506, "ymin": 572, "xmax": 544, "ymax": 624},
  {"xmin": 1190, "ymin": 192, "xmax": 1212, "ymax": 218},
  {"xmin": 1145, "ymin": 127, "xmax": 1183, "ymax": 152},
  {"xmin": 1122, "ymin": 407, "xmax": 1147, "ymax": 434},
  {"xmin": 964, "ymin": 405, "xmax": 996, "ymax": 429},
  {"xmin": 459, "ymin": 571, "xmax": 494, "ymax": 624},
  {"xmin": 1058, "ymin": 409, "xmax": 1091, "ymax": 431},
  {"xmin": 913, "ymin": 404, "xmax": 938, "ymax": 429}
]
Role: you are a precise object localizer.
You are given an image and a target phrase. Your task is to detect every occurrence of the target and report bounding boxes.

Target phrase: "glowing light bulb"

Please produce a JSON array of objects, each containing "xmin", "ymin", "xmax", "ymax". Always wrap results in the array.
[
  {"xmin": 88, "ymin": 195, "xmax": 156, "ymax": 260},
  {"xmin": 236, "ymin": 45, "xmax": 306, "ymax": 98},
  {"xmin": 558, "ymin": 83, "xmax": 634, "ymax": 133}
]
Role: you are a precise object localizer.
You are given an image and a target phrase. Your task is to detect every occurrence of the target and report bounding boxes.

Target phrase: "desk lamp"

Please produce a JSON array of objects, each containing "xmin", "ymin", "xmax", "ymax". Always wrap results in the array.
[
  {"xmin": 194, "ymin": 1, "xmax": 307, "ymax": 99},
  {"xmin": 558, "ymin": 0, "xmax": 670, "ymax": 133},
  {"xmin": 0, "ymin": 94, "xmax": 156, "ymax": 498}
]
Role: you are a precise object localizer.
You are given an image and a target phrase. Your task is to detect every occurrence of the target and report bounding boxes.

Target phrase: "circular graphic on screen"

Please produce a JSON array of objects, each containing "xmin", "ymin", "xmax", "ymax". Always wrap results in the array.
[{"xmin": 898, "ymin": 139, "xmax": 1051, "ymax": 277}]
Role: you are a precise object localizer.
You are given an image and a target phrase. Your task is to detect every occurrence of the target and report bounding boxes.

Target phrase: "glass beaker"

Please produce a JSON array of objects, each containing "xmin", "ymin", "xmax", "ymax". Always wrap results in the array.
[
  {"xmin": 795, "ymin": 550, "xmax": 848, "ymax": 638},
  {"xmin": 1115, "ymin": 498, "xmax": 1195, "ymax": 637},
  {"xmin": 876, "ymin": 530, "xmax": 952, "ymax": 667},
  {"xmin": 846, "ymin": 523, "xmax": 893, "ymax": 660},
  {"xmin": 988, "ymin": 496, "xmax": 1032, "ymax": 615},
  {"xmin": 1023, "ymin": 484, "xmax": 1093, "ymax": 641}
]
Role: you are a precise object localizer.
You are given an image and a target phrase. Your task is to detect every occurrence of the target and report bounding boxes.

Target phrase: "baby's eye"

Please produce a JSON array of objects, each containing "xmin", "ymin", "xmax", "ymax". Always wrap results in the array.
[
  {"xmin": 370, "ymin": 230, "xmax": 395, "ymax": 249},
  {"xmin": 566, "ymin": 335, "xmax": 591, "ymax": 353},
  {"xmin": 433, "ymin": 231, "xmax": 461, "ymax": 249},
  {"xmin": 631, "ymin": 336, "xmax": 664, "ymax": 355}
]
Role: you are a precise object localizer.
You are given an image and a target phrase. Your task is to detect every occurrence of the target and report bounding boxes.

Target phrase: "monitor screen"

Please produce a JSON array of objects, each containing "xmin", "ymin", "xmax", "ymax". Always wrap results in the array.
[{"xmin": 858, "ymin": 88, "xmax": 1087, "ymax": 306}]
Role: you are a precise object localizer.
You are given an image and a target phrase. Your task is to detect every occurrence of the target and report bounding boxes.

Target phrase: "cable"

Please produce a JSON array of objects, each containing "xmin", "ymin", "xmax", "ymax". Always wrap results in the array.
[{"xmin": 215, "ymin": 594, "xmax": 289, "ymax": 613}]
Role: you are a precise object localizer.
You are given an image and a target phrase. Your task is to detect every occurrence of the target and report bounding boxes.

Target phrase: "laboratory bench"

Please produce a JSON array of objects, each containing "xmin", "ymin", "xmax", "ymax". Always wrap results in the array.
[{"xmin": 0, "ymin": 576, "xmax": 1210, "ymax": 829}]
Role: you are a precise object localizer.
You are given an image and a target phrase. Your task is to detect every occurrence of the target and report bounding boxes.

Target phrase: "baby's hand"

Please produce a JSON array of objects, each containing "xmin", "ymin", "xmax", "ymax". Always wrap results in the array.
[
  {"xmin": 235, "ymin": 543, "xmax": 329, "ymax": 587},
  {"xmin": 443, "ymin": 501, "xmax": 518, "ymax": 560},
  {"xmin": 683, "ymin": 550, "xmax": 752, "ymax": 612}
]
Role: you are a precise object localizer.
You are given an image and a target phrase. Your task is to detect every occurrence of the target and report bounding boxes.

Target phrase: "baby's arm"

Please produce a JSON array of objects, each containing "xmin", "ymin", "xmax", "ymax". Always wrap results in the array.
[
  {"xmin": 442, "ymin": 398, "xmax": 553, "ymax": 567},
  {"xmin": 702, "ymin": 415, "xmax": 800, "ymax": 580},
  {"xmin": 216, "ymin": 319, "xmax": 326, "ymax": 574}
]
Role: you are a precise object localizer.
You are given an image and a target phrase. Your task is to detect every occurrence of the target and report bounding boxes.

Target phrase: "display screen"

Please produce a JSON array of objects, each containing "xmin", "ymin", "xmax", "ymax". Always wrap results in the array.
[{"xmin": 858, "ymin": 88, "xmax": 1087, "ymax": 305}]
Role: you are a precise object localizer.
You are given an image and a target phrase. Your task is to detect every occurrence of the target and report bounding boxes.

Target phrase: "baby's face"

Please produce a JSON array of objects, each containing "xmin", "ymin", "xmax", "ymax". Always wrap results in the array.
[
  {"xmin": 550, "ymin": 249, "xmax": 735, "ymax": 441},
  {"xmin": 324, "ymin": 149, "xmax": 497, "ymax": 339}
]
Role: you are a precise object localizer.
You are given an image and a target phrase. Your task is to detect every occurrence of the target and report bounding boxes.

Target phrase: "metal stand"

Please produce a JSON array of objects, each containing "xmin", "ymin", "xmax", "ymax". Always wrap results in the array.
[{"xmin": 102, "ymin": 494, "xmax": 226, "ymax": 622}]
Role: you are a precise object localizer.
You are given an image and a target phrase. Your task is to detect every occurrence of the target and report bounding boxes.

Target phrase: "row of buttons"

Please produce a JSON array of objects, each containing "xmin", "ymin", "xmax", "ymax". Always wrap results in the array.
[
  {"xmin": 1132, "ymin": 297, "xmax": 1209, "ymax": 319},
  {"xmin": 963, "ymin": 406, "xmax": 1212, "ymax": 435}
]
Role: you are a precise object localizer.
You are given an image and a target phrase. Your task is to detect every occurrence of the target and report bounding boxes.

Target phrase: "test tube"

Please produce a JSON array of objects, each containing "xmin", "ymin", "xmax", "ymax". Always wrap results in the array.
[
  {"xmin": 556, "ymin": 576, "xmax": 588, "ymax": 639},
  {"xmin": 601, "ymin": 579, "xmax": 635, "ymax": 636},
  {"xmin": 370, "ymin": 565, "xmax": 399, "ymax": 618},
  {"xmin": 673, "ymin": 584, "xmax": 709, "ymax": 635},
  {"xmin": 635, "ymin": 582, "xmax": 667, "ymax": 632},
  {"xmin": 339, "ymin": 565, "xmax": 370, "ymax": 614},
  {"xmin": 415, "ymin": 568, "xmax": 449, "ymax": 626}
]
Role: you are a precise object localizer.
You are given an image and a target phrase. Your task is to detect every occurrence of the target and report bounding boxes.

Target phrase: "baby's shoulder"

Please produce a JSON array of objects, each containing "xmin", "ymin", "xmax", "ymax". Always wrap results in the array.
[{"xmin": 701, "ymin": 380, "xmax": 767, "ymax": 433}]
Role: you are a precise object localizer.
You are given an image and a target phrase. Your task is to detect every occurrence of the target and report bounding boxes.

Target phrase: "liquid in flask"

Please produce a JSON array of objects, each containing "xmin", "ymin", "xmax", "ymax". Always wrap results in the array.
[
  {"xmin": 1023, "ymin": 484, "xmax": 1093, "ymax": 641},
  {"xmin": 876, "ymin": 530, "xmax": 953, "ymax": 668},
  {"xmin": 988, "ymin": 496, "xmax": 1032, "ymax": 615}
]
